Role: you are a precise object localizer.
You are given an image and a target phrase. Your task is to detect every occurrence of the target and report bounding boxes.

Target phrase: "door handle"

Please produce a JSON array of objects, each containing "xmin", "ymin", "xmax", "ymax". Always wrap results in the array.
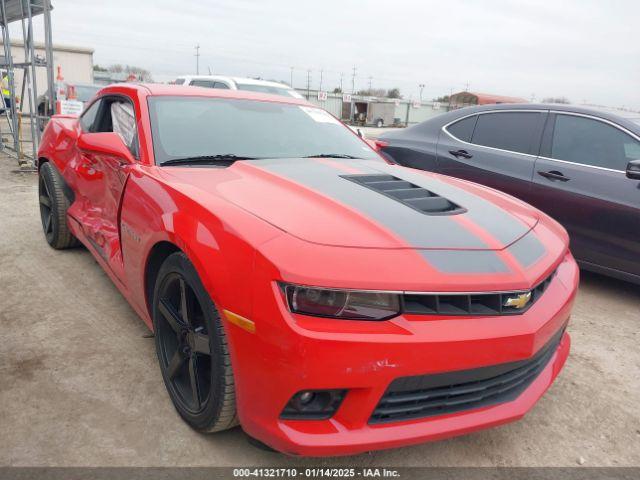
[
  {"xmin": 449, "ymin": 149, "xmax": 473, "ymax": 159},
  {"xmin": 538, "ymin": 170, "xmax": 570, "ymax": 182}
]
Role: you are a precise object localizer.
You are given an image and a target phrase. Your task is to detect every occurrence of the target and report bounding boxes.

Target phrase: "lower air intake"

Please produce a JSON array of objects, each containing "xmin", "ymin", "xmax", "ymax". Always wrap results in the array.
[{"xmin": 369, "ymin": 330, "xmax": 563, "ymax": 424}]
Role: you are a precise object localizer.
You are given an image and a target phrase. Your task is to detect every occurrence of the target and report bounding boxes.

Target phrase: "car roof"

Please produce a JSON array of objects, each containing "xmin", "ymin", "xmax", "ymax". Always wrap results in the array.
[
  {"xmin": 229, "ymin": 77, "xmax": 292, "ymax": 88},
  {"xmin": 175, "ymin": 75, "xmax": 294, "ymax": 89},
  {"xmin": 449, "ymin": 103, "xmax": 640, "ymax": 130},
  {"xmin": 98, "ymin": 82, "xmax": 312, "ymax": 106}
]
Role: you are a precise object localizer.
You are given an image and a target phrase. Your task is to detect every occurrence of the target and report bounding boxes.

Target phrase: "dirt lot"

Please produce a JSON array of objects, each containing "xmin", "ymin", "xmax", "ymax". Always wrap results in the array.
[{"xmin": 0, "ymin": 153, "xmax": 639, "ymax": 467}]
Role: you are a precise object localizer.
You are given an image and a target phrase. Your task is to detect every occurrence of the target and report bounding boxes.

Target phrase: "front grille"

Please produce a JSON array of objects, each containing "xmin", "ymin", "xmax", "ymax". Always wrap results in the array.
[
  {"xmin": 369, "ymin": 330, "xmax": 563, "ymax": 424},
  {"xmin": 341, "ymin": 174, "xmax": 465, "ymax": 215},
  {"xmin": 402, "ymin": 269, "xmax": 555, "ymax": 316}
]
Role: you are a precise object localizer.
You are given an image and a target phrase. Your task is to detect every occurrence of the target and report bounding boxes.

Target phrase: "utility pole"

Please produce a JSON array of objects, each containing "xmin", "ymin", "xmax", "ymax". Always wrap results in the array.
[
  {"xmin": 319, "ymin": 69, "xmax": 323, "ymax": 92},
  {"xmin": 419, "ymin": 83, "xmax": 425, "ymax": 101},
  {"xmin": 368, "ymin": 76, "xmax": 372, "ymax": 92},
  {"xmin": 339, "ymin": 72, "xmax": 344, "ymax": 93},
  {"xmin": 351, "ymin": 66, "xmax": 357, "ymax": 94},
  {"xmin": 194, "ymin": 44, "xmax": 200, "ymax": 75},
  {"xmin": 306, "ymin": 69, "xmax": 311, "ymax": 100},
  {"xmin": 464, "ymin": 80, "xmax": 470, "ymax": 92},
  {"xmin": 290, "ymin": 66, "xmax": 294, "ymax": 87}
]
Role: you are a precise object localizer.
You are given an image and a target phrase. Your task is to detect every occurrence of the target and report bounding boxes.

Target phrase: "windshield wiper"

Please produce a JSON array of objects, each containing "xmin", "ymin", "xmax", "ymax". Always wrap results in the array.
[
  {"xmin": 161, "ymin": 154, "xmax": 259, "ymax": 166},
  {"xmin": 303, "ymin": 153, "xmax": 361, "ymax": 159}
]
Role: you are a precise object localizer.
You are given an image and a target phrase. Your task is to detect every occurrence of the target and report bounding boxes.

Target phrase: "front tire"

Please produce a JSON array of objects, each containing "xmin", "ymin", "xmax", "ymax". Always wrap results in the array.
[
  {"xmin": 152, "ymin": 252, "xmax": 238, "ymax": 432},
  {"xmin": 38, "ymin": 162, "xmax": 78, "ymax": 249}
]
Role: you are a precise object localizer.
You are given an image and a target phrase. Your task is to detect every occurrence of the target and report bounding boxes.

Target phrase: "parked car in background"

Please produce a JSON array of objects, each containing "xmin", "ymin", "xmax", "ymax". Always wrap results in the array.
[
  {"xmin": 174, "ymin": 74, "xmax": 304, "ymax": 99},
  {"xmin": 37, "ymin": 84, "xmax": 577, "ymax": 455},
  {"xmin": 37, "ymin": 82, "xmax": 101, "ymax": 130},
  {"xmin": 37, "ymin": 82, "xmax": 101, "ymax": 115},
  {"xmin": 378, "ymin": 104, "xmax": 640, "ymax": 284}
]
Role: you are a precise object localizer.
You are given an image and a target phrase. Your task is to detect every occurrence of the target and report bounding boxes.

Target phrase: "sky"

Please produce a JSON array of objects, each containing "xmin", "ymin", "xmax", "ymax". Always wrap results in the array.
[{"xmin": 20, "ymin": 0, "xmax": 640, "ymax": 109}]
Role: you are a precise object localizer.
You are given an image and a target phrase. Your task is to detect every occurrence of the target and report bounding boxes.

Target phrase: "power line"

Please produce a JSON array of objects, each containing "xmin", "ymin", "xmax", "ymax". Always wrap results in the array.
[{"xmin": 368, "ymin": 75, "xmax": 373, "ymax": 91}]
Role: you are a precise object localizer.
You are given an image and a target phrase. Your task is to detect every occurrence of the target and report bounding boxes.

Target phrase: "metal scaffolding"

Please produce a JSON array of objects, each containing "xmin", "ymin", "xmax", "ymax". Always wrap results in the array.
[{"xmin": 0, "ymin": 0, "xmax": 54, "ymax": 168}]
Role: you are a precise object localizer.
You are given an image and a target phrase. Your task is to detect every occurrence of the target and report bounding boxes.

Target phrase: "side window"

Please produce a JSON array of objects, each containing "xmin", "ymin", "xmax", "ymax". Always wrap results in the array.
[
  {"xmin": 189, "ymin": 79, "xmax": 216, "ymax": 88},
  {"xmin": 174, "ymin": 78, "xmax": 186, "ymax": 85},
  {"xmin": 446, "ymin": 115, "xmax": 477, "ymax": 142},
  {"xmin": 213, "ymin": 82, "xmax": 230, "ymax": 89},
  {"xmin": 93, "ymin": 97, "xmax": 139, "ymax": 159},
  {"xmin": 471, "ymin": 112, "xmax": 543, "ymax": 155},
  {"xmin": 80, "ymin": 100, "xmax": 101, "ymax": 132},
  {"xmin": 551, "ymin": 114, "xmax": 640, "ymax": 171}
]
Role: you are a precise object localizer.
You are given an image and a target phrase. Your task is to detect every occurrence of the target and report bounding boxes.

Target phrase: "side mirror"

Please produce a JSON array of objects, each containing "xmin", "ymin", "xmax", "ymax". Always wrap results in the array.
[
  {"xmin": 627, "ymin": 159, "xmax": 640, "ymax": 180},
  {"xmin": 77, "ymin": 132, "xmax": 135, "ymax": 164}
]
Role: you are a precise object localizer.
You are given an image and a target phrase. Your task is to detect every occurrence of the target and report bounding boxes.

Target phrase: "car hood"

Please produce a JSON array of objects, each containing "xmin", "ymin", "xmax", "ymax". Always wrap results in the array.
[{"xmin": 165, "ymin": 158, "xmax": 541, "ymax": 253}]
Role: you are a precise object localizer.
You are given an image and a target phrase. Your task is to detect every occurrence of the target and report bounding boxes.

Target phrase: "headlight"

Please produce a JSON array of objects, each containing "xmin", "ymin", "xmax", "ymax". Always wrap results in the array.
[{"xmin": 283, "ymin": 284, "xmax": 400, "ymax": 321}]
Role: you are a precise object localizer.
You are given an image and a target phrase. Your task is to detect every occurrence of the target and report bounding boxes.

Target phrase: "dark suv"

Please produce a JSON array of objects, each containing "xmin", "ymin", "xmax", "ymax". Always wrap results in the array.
[{"xmin": 379, "ymin": 104, "xmax": 640, "ymax": 284}]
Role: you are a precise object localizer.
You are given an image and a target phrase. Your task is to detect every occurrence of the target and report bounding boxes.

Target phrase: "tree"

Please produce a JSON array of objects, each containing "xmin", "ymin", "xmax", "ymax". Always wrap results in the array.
[
  {"xmin": 333, "ymin": 87, "xmax": 342, "ymax": 94},
  {"xmin": 93, "ymin": 64, "xmax": 108, "ymax": 72},
  {"xmin": 356, "ymin": 88, "xmax": 386, "ymax": 97},
  {"xmin": 103, "ymin": 64, "xmax": 153, "ymax": 81},
  {"xmin": 433, "ymin": 95, "xmax": 450, "ymax": 102},
  {"xmin": 387, "ymin": 88, "xmax": 402, "ymax": 99}
]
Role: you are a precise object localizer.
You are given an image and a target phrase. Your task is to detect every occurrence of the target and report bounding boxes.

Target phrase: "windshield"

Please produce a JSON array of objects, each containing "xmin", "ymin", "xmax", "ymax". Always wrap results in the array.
[
  {"xmin": 235, "ymin": 83, "xmax": 302, "ymax": 98},
  {"xmin": 148, "ymin": 96, "xmax": 378, "ymax": 165}
]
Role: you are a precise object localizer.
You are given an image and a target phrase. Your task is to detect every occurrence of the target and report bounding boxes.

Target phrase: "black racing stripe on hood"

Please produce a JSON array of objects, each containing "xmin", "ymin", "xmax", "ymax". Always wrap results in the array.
[
  {"xmin": 357, "ymin": 161, "xmax": 534, "ymax": 247},
  {"xmin": 507, "ymin": 229, "xmax": 547, "ymax": 267},
  {"xmin": 420, "ymin": 250, "xmax": 509, "ymax": 273},
  {"xmin": 253, "ymin": 158, "xmax": 488, "ymax": 250}
]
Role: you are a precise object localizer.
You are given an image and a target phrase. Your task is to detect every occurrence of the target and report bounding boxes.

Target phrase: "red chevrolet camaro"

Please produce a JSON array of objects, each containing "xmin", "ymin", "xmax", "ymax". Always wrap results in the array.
[{"xmin": 37, "ymin": 84, "xmax": 578, "ymax": 456}]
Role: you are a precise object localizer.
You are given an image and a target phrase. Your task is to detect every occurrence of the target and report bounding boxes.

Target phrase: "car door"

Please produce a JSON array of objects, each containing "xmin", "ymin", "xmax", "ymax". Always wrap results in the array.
[
  {"xmin": 76, "ymin": 95, "xmax": 139, "ymax": 281},
  {"xmin": 72, "ymin": 98, "xmax": 107, "ymax": 245},
  {"xmin": 436, "ymin": 110, "xmax": 547, "ymax": 204},
  {"xmin": 531, "ymin": 112, "xmax": 640, "ymax": 279}
]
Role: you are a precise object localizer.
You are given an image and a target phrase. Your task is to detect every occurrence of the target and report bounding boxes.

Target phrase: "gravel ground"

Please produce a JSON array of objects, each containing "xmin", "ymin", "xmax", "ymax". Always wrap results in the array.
[{"xmin": 0, "ymin": 154, "xmax": 638, "ymax": 467}]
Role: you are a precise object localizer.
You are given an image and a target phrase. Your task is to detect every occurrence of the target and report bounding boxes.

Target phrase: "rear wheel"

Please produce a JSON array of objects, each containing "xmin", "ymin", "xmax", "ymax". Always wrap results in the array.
[
  {"xmin": 38, "ymin": 162, "xmax": 78, "ymax": 249},
  {"xmin": 375, "ymin": 119, "xmax": 383, "ymax": 128},
  {"xmin": 152, "ymin": 252, "xmax": 238, "ymax": 432}
]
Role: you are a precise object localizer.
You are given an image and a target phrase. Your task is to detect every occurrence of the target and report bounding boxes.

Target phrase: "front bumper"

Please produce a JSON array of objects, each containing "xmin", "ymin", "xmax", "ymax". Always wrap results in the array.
[{"xmin": 224, "ymin": 252, "xmax": 578, "ymax": 456}]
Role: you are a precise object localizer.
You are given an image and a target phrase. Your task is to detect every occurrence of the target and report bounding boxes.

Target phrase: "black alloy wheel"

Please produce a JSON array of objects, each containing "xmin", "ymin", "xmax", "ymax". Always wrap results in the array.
[
  {"xmin": 153, "ymin": 252, "xmax": 237, "ymax": 432},
  {"xmin": 39, "ymin": 171, "xmax": 55, "ymax": 245},
  {"xmin": 156, "ymin": 271, "xmax": 212, "ymax": 414},
  {"xmin": 38, "ymin": 162, "xmax": 78, "ymax": 249}
]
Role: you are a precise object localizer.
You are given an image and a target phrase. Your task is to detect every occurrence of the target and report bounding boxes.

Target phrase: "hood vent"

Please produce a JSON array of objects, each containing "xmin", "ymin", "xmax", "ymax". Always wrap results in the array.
[{"xmin": 341, "ymin": 174, "xmax": 465, "ymax": 216}]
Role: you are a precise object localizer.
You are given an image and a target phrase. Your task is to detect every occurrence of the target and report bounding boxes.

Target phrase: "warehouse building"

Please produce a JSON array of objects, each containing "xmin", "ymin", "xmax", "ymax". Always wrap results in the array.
[
  {"xmin": 0, "ymin": 39, "xmax": 94, "ymax": 113},
  {"xmin": 449, "ymin": 91, "xmax": 528, "ymax": 109},
  {"xmin": 297, "ymin": 88, "xmax": 446, "ymax": 127}
]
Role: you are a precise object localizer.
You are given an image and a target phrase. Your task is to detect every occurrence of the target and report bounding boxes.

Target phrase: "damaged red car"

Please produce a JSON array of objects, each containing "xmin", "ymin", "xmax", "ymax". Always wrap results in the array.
[{"xmin": 37, "ymin": 84, "xmax": 578, "ymax": 456}]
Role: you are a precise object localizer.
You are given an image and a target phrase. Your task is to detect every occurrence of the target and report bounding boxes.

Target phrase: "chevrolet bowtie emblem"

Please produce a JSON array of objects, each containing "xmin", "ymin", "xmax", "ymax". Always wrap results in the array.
[{"xmin": 503, "ymin": 291, "xmax": 532, "ymax": 309}]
